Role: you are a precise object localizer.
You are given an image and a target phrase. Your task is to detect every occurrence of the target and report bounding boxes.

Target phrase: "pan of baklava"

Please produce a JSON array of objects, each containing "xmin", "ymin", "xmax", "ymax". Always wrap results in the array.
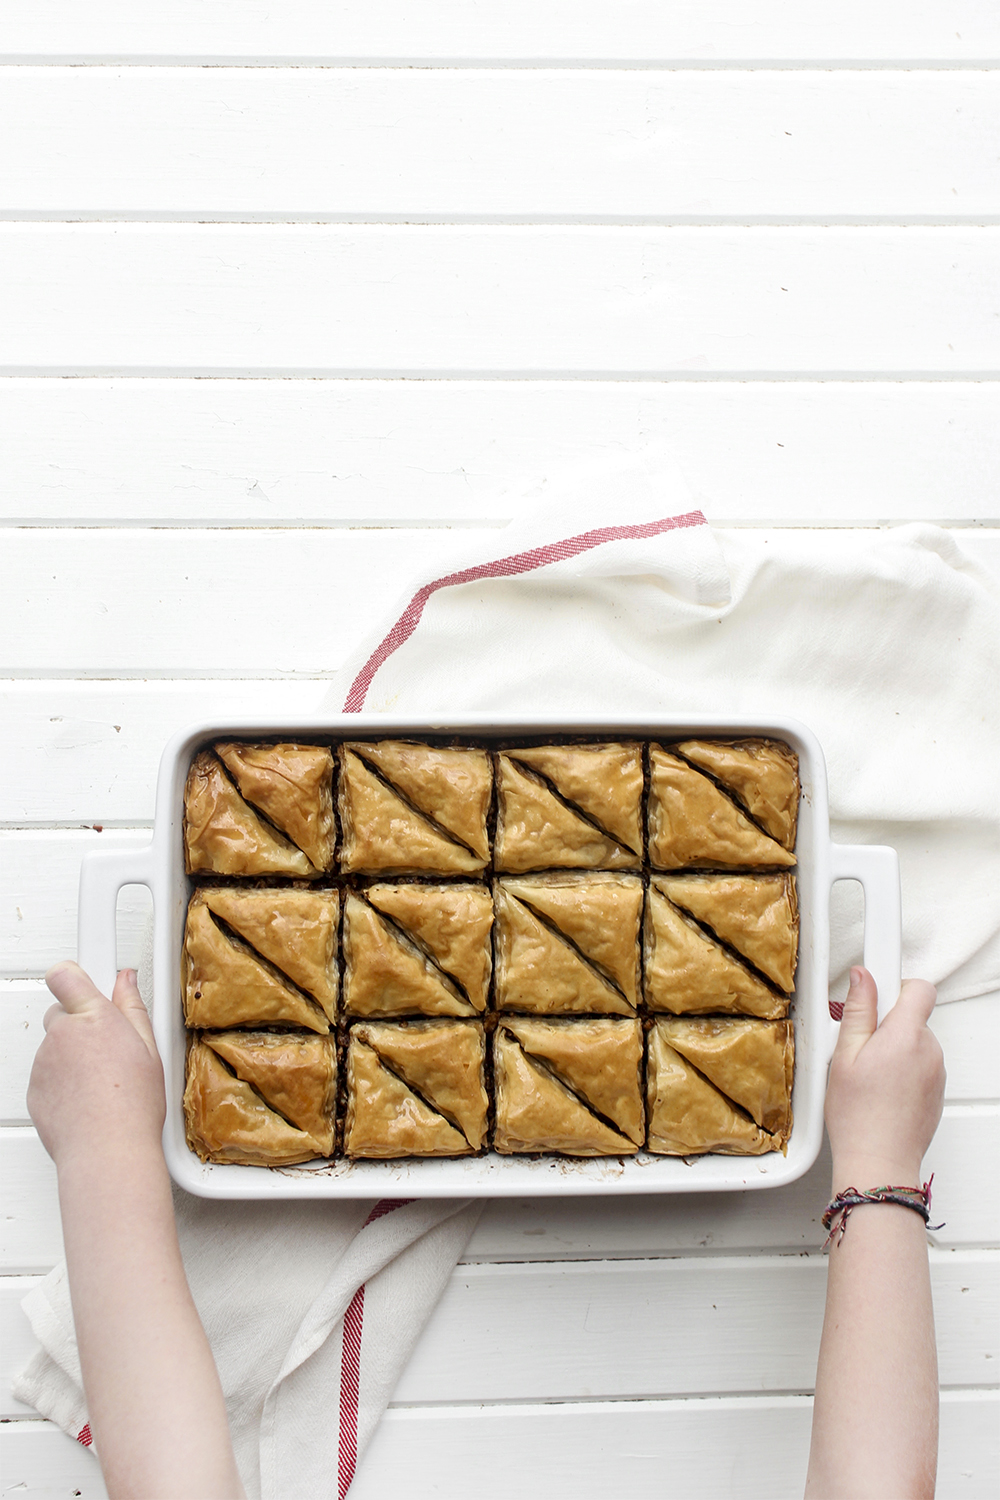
[{"xmin": 76, "ymin": 715, "xmax": 901, "ymax": 1199}]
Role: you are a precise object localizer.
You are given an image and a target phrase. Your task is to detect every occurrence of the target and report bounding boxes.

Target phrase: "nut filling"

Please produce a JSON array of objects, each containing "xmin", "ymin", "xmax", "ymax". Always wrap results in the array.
[{"xmin": 181, "ymin": 736, "xmax": 799, "ymax": 1164}]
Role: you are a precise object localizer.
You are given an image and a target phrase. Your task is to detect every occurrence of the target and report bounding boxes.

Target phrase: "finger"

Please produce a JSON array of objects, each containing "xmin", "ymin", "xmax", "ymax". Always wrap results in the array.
[
  {"xmin": 881, "ymin": 977, "xmax": 938, "ymax": 1030},
  {"xmin": 111, "ymin": 969, "xmax": 157, "ymax": 1056},
  {"xmin": 45, "ymin": 960, "xmax": 110, "ymax": 1015},
  {"xmin": 833, "ymin": 966, "xmax": 878, "ymax": 1060}
]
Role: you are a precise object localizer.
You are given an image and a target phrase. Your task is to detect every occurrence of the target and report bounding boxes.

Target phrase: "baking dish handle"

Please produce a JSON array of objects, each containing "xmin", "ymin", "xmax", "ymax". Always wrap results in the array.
[
  {"xmin": 77, "ymin": 844, "xmax": 156, "ymax": 1000},
  {"xmin": 828, "ymin": 842, "xmax": 902, "ymax": 1043}
]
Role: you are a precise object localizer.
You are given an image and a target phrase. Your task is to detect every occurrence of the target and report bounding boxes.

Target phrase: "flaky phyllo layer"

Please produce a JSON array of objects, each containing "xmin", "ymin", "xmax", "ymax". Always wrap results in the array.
[{"xmin": 181, "ymin": 735, "xmax": 800, "ymax": 1164}]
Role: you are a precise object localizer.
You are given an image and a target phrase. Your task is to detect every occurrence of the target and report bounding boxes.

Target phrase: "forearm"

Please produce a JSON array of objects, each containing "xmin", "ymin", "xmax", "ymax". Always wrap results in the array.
[
  {"xmin": 805, "ymin": 1159, "xmax": 938, "ymax": 1500},
  {"xmin": 57, "ymin": 1141, "xmax": 245, "ymax": 1500}
]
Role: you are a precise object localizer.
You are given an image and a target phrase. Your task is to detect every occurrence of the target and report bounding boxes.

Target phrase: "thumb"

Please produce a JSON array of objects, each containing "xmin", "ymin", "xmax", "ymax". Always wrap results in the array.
[
  {"xmin": 112, "ymin": 969, "xmax": 158, "ymax": 1058},
  {"xmin": 833, "ymin": 966, "xmax": 878, "ymax": 1062},
  {"xmin": 45, "ymin": 960, "xmax": 110, "ymax": 1014}
]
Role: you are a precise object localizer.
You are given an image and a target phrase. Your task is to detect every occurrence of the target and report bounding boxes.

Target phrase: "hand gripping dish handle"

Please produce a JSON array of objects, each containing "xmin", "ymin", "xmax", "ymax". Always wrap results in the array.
[
  {"xmin": 77, "ymin": 844, "xmax": 156, "ymax": 1001},
  {"xmin": 829, "ymin": 842, "xmax": 902, "ymax": 1040}
]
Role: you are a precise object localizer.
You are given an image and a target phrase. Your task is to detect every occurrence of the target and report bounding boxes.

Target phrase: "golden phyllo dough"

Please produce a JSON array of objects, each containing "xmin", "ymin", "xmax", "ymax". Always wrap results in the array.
[
  {"xmin": 214, "ymin": 741, "xmax": 335, "ymax": 872},
  {"xmin": 673, "ymin": 738, "xmax": 799, "ymax": 850},
  {"xmin": 184, "ymin": 751, "xmax": 317, "ymax": 877},
  {"xmin": 648, "ymin": 748, "xmax": 796, "ymax": 871},
  {"xmin": 493, "ymin": 1021, "xmax": 640, "ymax": 1155},
  {"xmin": 343, "ymin": 884, "xmax": 492, "ymax": 1018},
  {"xmin": 183, "ymin": 888, "xmax": 337, "ymax": 1032},
  {"xmin": 643, "ymin": 880, "xmax": 788, "ymax": 1019},
  {"xmin": 339, "ymin": 744, "xmax": 490, "ymax": 874},
  {"xmin": 344, "ymin": 1020, "xmax": 488, "ymax": 1157},
  {"xmin": 646, "ymin": 1017, "xmax": 793, "ymax": 1155},
  {"xmin": 655, "ymin": 873, "xmax": 798, "ymax": 994},
  {"xmin": 494, "ymin": 753, "xmax": 640, "ymax": 872},
  {"xmin": 504, "ymin": 743, "xmax": 644, "ymax": 856},
  {"xmin": 494, "ymin": 873, "xmax": 642, "ymax": 1015},
  {"xmin": 184, "ymin": 1032, "xmax": 336, "ymax": 1165}
]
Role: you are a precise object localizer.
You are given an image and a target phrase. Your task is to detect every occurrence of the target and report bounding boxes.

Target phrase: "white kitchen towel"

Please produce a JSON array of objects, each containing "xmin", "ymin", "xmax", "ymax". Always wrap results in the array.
[
  {"xmin": 14, "ymin": 920, "xmax": 484, "ymax": 1500},
  {"xmin": 324, "ymin": 450, "xmax": 1000, "ymax": 1004}
]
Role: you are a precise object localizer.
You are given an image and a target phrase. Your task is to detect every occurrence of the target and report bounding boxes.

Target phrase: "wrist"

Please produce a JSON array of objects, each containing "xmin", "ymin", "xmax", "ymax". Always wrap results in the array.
[
  {"xmin": 55, "ymin": 1126, "xmax": 167, "ymax": 1183},
  {"xmin": 830, "ymin": 1151, "xmax": 926, "ymax": 1196}
]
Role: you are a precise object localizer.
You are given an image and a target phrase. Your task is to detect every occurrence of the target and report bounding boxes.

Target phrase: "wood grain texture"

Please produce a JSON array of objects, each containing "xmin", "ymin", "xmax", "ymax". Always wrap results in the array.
[
  {"xmin": 5, "ymin": 69, "xmax": 999, "ymax": 221},
  {"xmin": 2, "ymin": 225, "xmax": 998, "ymax": 375},
  {"xmin": 4, "ymin": 380, "xmax": 1000, "ymax": 526},
  {"xmin": 3, "ymin": 2, "xmax": 999, "ymax": 65}
]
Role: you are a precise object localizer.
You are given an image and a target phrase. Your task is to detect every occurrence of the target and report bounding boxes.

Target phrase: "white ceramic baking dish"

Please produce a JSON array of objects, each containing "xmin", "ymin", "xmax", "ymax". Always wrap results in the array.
[{"xmin": 77, "ymin": 713, "xmax": 899, "ymax": 1200}]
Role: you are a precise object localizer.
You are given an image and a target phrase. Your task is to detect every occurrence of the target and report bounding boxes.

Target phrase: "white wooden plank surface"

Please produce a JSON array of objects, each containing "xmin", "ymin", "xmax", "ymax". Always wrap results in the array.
[
  {"xmin": 3, "ymin": 2, "xmax": 999, "ymax": 65},
  {"xmin": 2, "ymin": 225, "xmax": 998, "ymax": 375},
  {"xmin": 5, "ymin": 1393, "xmax": 997, "ymax": 1500},
  {"xmin": 3, "ymin": 1253, "xmax": 995, "ymax": 1420},
  {"xmin": 4, "ymin": 380, "xmax": 999, "ymax": 526},
  {"xmin": 6, "ymin": 69, "xmax": 999, "ymax": 222}
]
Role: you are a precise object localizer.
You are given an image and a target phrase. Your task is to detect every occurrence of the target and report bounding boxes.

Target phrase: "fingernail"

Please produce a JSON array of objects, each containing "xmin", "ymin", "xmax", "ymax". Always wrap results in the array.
[{"xmin": 849, "ymin": 967, "xmax": 863, "ymax": 988}]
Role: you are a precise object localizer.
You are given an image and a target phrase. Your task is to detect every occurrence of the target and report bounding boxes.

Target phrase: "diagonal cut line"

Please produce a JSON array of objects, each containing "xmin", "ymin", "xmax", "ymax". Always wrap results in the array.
[
  {"xmin": 203, "ymin": 1040, "xmax": 322, "ymax": 1142},
  {"xmin": 211, "ymin": 750, "xmax": 317, "ymax": 867},
  {"xmin": 502, "ymin": 1029, "xmax": 636, "ymax": 1149},
  {"xmin": 656, "ymin": 890, "xmax": 790, "ymax": 1000},
  {"xmin": 346, "ymin": 746, "xmax": 483, "ymax": 861},
  {"xmin": 206, "ymin": 907, "xmax": 331, "ymax": 1027},
  {"xmin": 505, "ymin": 890, "xmax": 634, "ymax": 1009},
  {"xmin": 661, "ymin": 1037, "xmax": 770, "ymax": 1136},
  {"xmin": 361, "ymin": 1040, "xmax": 473, "ymax": 1149},
  {"xmin": 666, "ymin": 745, "xmax": 796, "ymax": 860},
  {"xmin": 358, "ymin": 892, "xmax": 477, "ymax": 1012},
  {"xmin": 506, "ymin": 753, "xmax": 640, "ymax": 857}
]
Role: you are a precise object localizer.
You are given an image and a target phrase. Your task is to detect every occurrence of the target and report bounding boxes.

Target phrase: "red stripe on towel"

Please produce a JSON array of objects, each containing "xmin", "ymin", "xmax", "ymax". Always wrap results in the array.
[
  {"xmin": 77, "ymin": 1422, "xmax": 93, "ymax": 1447},
  {"xmin": 337, "ymin": 1199, "xmax": 412, "ymax": 1496},
  {"xmin": 337, "ymin": 1286, "xmax": 364, "ymax": 1500},
  {"xmin": 344, "ymin": 510, "xmax": 707, "ymax": 712}
]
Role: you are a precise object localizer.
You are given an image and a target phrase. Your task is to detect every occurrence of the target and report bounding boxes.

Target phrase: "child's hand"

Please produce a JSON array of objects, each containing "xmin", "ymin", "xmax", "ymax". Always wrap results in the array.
[
  {"xmin": 27, "ymin": 962, "xmax": 166, "ymax": 1171},
  {"xmin": 825, "ymin": 967, "xmax": 945, "ymax": 1191}
]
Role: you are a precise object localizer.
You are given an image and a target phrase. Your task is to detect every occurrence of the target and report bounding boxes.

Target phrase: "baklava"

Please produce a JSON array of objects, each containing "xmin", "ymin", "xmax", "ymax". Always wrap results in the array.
[
  {"xmin": 184, "ymin": 1031, "xmax": 336, "ymax": 1165},
  {"xmin": 646, "ymin": 1017, "xmax": 793, "ymax": 1155},
  {"xmin": 184, "ymin": 742, "xmax": 334, "ymax": 876},
  {"xmin": 342, "ymin": 882, "xmax": 492, "ymax": 1017},
  {"xmin": 344, "ymin": 1019, "xmax": 488, "ymax": 1157},
  {"xmin": 493, "ymin": 1017, "xmax": 643, "ymax": 1155}
]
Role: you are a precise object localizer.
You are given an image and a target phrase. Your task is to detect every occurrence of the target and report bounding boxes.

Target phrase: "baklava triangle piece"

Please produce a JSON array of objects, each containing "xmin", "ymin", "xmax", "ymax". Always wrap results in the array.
[
  {"xmin": 509, "ymin": 743, "xmax": 643, "ymax": 854},
  {"xmin": 343, "ymin": 894, "xmax": 476, "ymax": 1017},
  {"xmin": 493, "ymin": 1028, "xmax": 636, "ymax": 1155},
  {"xmin": 495, "ymin": 754, "xmax": 640, "ymax": 872},
  {"xmin": 646, "ymin": 1026, "xmax": 778, "ymax": 1156},
  {"xmin": 339, "ymin": 750, "xmax": 485, "ymax": 874},
  {"xmin": 201, "ymin": 887, "xmax": 339, "ymax": 1021},
  {"xmin": 344, "ymin": 1039, "xmax": 473, "ymax": 1157},
  {"xmin": 648, "ymin": 748, "xmax": 796, "ymax": 870},
  {"xmin": 503, "ymin": 1017, "xmax": 644, "ymax": 1147},
  {"xmin": 655, "ymin": 1016, "xmax": 793, "ymax": 1142},
  {"xmin": 183, "ymin": 897, "xmax": 330, "ymax": 1032},
  {"xmin": 346, "ymin": 741, "xmax": 492, "ymax": 861},
  {"xmin": 184, "ymin": 752, "xmax": 314, "ymax": 877},
  {"xmin": 215, "ymin": 741, "xmax": 335, "ymax": 872},
  {"xmin": 494, "ymin": 884, "xmax": 635, "ymax": 1015},
  {"xmin": 365, "ymin": 883, "xmax": 493, "ymax": 1011},
  {"xmin": 356, "ymin": 1020, "xmax": 488, "ymax": 1149},
  {"xmin": 501, "ymin": 873, "xmax": 642, "ymax": 1005},
  {"xmin": 643, "ymin": 882, "xmax": 787, "ymax": 1020},
  {"xmin": 184, "ymin": 1042, "xmax": 324, "ymax": 1165},
  {"xmin": 674, "ymin": 738, "xmax": 799, "ymax": 850},
  {"xmin": 204, "ymin": 1030, "xmax": 336, "ymax": 1154},
  {"xmin": 656, "ymin": 873, "xmax": 798, "ymax": 993}
]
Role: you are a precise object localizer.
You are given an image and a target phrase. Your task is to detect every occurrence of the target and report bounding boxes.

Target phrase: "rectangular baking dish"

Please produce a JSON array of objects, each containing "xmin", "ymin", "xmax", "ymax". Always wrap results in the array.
[{"xmin": 77, "ymin": 713, "xmax": 900, "ymax": 1199}]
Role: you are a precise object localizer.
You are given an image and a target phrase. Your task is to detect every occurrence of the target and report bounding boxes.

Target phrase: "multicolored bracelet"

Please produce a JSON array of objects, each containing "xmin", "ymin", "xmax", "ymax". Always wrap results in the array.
[{"xmin": 822, "ymin": 1175, "xmax": 943, "ymax": 1247}]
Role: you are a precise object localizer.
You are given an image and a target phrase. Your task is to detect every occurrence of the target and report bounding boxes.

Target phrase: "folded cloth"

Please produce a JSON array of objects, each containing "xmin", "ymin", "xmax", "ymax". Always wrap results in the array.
[
  {"xmin": 325, "ymin": 450, "xmax": 1000, "ymax": 1005},
  {"xmin": 14, "ymin": 923, "xmax": 483, "ymax": 1500}
]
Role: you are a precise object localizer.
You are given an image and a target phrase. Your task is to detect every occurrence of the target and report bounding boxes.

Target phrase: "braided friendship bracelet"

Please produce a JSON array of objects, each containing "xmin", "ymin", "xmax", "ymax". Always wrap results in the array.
[{"xmin": 822, "ymin": 1175, "xmax": 944, "ymax": 1247}]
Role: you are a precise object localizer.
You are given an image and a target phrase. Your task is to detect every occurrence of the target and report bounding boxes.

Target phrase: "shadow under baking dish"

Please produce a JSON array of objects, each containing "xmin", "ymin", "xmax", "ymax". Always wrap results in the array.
[{"xmin": 152, "ymin": 713, "xmax": 838, "ymax": 1200}]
